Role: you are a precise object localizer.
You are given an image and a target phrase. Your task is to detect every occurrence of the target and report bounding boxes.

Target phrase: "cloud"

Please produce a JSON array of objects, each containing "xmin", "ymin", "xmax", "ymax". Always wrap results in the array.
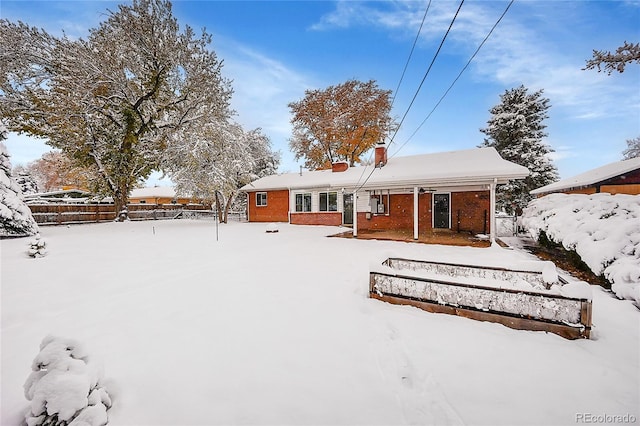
[
  {"xmin": 312, "ymin": 1, "xmax": 640, "ymax": 122},
  {"xmin": 216, "ymin": 40, "xmax": 318, "ymax": 172}
]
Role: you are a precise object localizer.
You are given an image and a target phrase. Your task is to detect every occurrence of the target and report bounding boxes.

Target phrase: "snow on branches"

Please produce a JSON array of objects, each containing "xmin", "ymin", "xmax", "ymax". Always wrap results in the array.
[
  {"xmin": 584, "ymin": 41, "xmax": 640, "ymax": 75},
  {"xmin": 165, "ymin": 121, "xmax": 279, "ymax": 222},
  {"xmin": 0, "ymin": 0, "xmax": 233, "ymax": 215},
  {"xmin": 480, "ymin": 85, "xmax": 558, "ymax": 214}
]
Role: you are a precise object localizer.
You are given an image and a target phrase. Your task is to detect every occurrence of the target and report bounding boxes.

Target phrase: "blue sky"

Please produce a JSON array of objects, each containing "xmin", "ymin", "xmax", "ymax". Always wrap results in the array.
[{"xmin": 1, "ymin": 0, "xmax": 639, "ymax": 185}]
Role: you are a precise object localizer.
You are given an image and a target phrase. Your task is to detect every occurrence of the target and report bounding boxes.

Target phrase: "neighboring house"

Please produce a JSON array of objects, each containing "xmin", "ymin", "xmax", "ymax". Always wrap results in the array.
[
  {"xmin": 240, "ymin": 144, "xmax": 529, "ymax": 242},
  {"xmin": 531, "ymin": 157, "xmax": 640, "ymax": 197},
  {"xmin": 129, "ymin": 187, "xmax": 201, "ymax": 205},
  {"xmin": 24, "ymin": 189, "xmax": 96, "ymax": 204}
]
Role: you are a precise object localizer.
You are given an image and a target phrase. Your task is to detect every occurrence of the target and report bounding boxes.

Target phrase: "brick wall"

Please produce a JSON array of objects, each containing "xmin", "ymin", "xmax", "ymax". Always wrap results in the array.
[
  {"xmin": 247, "ymin": 190, "xmax": 289, "ymax": 222},
  {"xmin": 358, "ymin": 194, "xmax": 432, "ymax": 232},
  {"xmin": 357, "ymin": 191, "xmax": 491, "ymax": 234},
  {"xmin": 290, "ymin": 212, "xmax": 342, "ymax": 226},
  {"xmin": 451, "ymin": 191, "xmax": 490, "ymax": 234}
]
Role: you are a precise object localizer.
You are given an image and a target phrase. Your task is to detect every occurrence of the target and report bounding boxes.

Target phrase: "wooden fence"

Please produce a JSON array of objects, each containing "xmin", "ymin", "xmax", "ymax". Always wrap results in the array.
[
  {"xmin": 370, "ymin": 259, "xmax": 592, "ymax": 339},
  {"xmin": 28, "ymin": 203, "xmax": 210, "ymax": 225}
]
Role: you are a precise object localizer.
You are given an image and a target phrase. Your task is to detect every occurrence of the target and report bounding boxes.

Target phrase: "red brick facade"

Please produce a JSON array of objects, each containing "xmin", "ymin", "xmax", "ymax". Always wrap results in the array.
[
  {"xmin": 247, "ymin": 189, "xmax": 492, "ymax": 233},
  {"xmin": 451, "ymin": 191, "xmax": 490, "ymax": 234},
  {"xmin": 247, "ymin": 190, "xmax": 289, "ymax": 222},
  {"xmin": 358, "ymin": 194, "xmax": 432, "ymax": 232},
  {"xmin": 290, "ymin": 212, "xmax": 343, "ymax": 226},
  {"xmin": 357, "ymin": 191, "xmax": 491, "ymax": 234}
]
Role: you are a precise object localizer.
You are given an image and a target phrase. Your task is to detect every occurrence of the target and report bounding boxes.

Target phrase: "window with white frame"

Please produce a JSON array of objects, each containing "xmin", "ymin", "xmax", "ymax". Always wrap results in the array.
[
  {"xmin": 295, "ymin": 192, "xmax": 312, "ymax": 212},
  {"xmin": 256, "ymin": 192, "xmax": 267, "ymax": 206},
  {"xmin": 319, "ymin": 191, "xmax": 338, "ymax": 212}
]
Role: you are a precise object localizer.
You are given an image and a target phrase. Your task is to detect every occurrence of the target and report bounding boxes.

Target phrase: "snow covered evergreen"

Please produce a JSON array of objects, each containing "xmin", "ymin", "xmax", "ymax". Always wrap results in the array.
[
  {"xmin": 23, "ymin": 336, "xmax": 111, "ymax": 426},
  {"xmin": 1, "ymin": 123, "xmax": 39, "ymax": 237},
  {"xmin": 480, "ymin": 85, "xmax": 559, "ymax": 214},
  {"xmin": 14, "ymin": 170, "xmax": 39, "ymax": 195},
  {"xmin": 520, "ymin": 193, "xmax": 640, "ymax": 307}
]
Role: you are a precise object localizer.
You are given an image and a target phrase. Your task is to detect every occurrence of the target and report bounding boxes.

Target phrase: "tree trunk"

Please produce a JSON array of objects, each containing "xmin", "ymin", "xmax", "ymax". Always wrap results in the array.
[
  {"xmin": 114, "ymin": 188, "xmax": 129, "ymax": 222},
  {"xmin": 223, "ymin": 191, "xmax": 235, "ymax": 224},
  {"xmin": 214, "ymin": 192, "xmax": 224, "ymax": 223}
]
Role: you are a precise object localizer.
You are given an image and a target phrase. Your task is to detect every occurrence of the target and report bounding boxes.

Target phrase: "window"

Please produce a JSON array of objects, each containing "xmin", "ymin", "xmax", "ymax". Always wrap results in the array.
[
  {"xmin": 256, "ymin": 192, "xmax": 267, "ymax": 206},
  {"xmin": 295, "ymin": 193, "xmax": 312, "ymax": 212},
  {"xmin": 319, "ymin": 192, "xmax": 338, "ymax": 212}
]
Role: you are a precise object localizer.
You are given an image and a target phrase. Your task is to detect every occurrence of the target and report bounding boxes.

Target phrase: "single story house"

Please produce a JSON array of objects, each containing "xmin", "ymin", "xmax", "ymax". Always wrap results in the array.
[
  {"xmin": 240, "ymin": 144, "xmax": 529, "ymax": 242},
  {"xmin": 129, "ymin": 186, "xmax": 202, "ymax": 205},
  {"xmin": 531, "ymin": 156, "xmax": 640, "ymax": 197}
]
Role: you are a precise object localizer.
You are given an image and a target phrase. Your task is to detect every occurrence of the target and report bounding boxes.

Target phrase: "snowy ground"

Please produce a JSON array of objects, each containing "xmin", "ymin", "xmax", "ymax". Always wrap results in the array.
[{"xmin": 1, "ymin": 220, "xmax": 638, "ymax": 425}]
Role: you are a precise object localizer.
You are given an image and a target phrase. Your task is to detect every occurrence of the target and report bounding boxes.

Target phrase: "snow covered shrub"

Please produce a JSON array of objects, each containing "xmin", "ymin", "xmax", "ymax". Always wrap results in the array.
[
  {"xmin": 23, "ymin": 336, "xmax": 111, "ymax": 426},
  {"xmin": 521, "ymin": 193, "xmax": 640, "ymax": 307},
  {"xmin": 1, "ymin": 142, "xmax": 39, "ymax": 237},
  {"xmin": 28, "ymin": 233, "xmax": 47, "ymax": 258}
]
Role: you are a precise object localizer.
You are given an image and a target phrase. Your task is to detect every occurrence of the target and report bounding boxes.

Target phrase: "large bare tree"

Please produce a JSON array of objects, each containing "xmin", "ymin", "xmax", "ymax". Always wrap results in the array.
[
  {"xmin": 288, "ymin": 79, "xmax": 396, "ymax": 170},
  {"xmin": 0, "ymin": 0, "xmax": 232, "ymax": 217}
]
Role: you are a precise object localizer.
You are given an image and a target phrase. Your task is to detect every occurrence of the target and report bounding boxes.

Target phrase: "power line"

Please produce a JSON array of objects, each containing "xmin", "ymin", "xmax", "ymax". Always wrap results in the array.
[
  {"xmin": 385, "ymin": 0, "xmax": 465, "ymax": 153},
  {"xmin": 354, "ymin": 0, "xmax": 465, "ymax": 192},
  {"xmin": 354, "ymin": 0, "xmax": 433, "ymax": 188},
  {"xmin": 390, "ymin": 0, "xmax": 432, "ymax": 109},
  {"xmin": 389, "ymin": 0, "xmax": 515, "ymax": 160}
]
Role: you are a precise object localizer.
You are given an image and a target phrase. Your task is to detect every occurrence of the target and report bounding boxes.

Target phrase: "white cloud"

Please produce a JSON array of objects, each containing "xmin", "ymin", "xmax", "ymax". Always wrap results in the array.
[
  {"xmin": 312, "ymin": 1, "xmax": 640, "ymax": 123},
  {"xmin": 216, "ymin": 40, "xmax": 318, "ymax": 172}
]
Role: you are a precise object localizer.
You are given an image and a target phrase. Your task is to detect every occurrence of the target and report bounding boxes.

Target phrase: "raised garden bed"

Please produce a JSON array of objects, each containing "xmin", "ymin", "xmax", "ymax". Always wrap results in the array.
[{"xmin": 370, "ymin": 259, "xmax": 592, "ymax": 339}]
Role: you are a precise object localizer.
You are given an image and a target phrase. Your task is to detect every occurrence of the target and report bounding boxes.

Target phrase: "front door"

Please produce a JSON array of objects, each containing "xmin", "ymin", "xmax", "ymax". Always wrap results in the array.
[
  {"xmin": 343, "ymin": 193, "xmax": 353, "ymax": 225},
  {"xmin": 433, "ymin": 193, "xmax": 450, "ymax": 229}
]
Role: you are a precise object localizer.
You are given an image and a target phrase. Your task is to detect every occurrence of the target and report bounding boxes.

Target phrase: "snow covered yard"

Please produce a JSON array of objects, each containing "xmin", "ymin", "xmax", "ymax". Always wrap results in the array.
[{"xmin": 1, "ymin": 220, "xmax": 638, "ymax": 425}]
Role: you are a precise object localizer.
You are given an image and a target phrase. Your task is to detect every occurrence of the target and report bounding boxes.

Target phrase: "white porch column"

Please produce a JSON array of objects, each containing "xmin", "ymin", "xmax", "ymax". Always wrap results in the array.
[
  {"xmin": 489, "ymin": 178, "xmax": 497, "ymax": 245},
  {"xmin": 413, "ymin": 186, "xmax": 419, "ymax": 240},
  {"xmin": 353, "ymin": 190, "xmax": 358, "ymax": 238}
]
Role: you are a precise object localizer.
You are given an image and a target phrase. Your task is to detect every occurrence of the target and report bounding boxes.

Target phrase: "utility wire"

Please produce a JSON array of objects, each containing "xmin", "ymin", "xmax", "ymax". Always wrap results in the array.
[
  {"xmin": 390, "ymin": 0, "xmax": 432, "ymax": 109},
  {"xmin": 355, "ymin": 0, "xmax": 433, "ymax": 187},
  {"xmin": 354, "ymin": 0, "xmax": 465, "ymax": 192},
  {"xmin": 385, "ymin": 0, "xmax": 465, "ymax": 153},
  {"xmin": 389, "ymin": 0, "xmax": 515, "ymax": 160}
]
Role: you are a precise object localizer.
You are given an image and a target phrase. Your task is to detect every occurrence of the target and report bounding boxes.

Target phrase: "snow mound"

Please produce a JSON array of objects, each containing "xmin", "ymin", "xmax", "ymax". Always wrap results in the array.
[
  {"xmin": 520, "ymin": 193, "xmax": 640, "ymax": 306},
  {"xmin": 23, "ymin": 336, "xmax": 111, "ymax": 426}
]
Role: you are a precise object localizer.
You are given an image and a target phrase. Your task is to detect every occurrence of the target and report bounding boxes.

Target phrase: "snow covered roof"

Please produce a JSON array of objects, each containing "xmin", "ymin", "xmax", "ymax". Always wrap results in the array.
[
  {"xmin": 241, "ymin": 147, "xmax": 529, "ymax": 192},
  {"xmin": 531, "ymin": 157, "xmax": 640, "ymax": 195},
  {"xmin": 25, "ymin": 189, "xmax": 93, "ymax": 199},
  {"xmin": 130, "ymin": 186, "xmax": 177, "ymax": 198}
]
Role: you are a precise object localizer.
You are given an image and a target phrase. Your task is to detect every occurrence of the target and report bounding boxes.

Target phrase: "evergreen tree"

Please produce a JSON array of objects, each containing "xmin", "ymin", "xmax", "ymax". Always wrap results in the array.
[
  {"xmin": 0, "ymin": 123, "xmax": 39, "ymax": 237},
  {"xmin": 13, "ymin": 169, "xmax": 39, "ymax": 195},
  {"xmin": 479, "ymin": 85, "xmax": 559, "ymax": 214}
]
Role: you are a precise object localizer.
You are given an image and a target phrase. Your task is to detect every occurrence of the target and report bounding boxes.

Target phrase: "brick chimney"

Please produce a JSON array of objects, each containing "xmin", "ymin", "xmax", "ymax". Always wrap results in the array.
[
  {"xmin": 331, "ymin": 161, "xmax": 349, "ymax": 172},
  {"xmin": 375, "ymin": 141, "xmax": 387, "ymax": 167}
]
